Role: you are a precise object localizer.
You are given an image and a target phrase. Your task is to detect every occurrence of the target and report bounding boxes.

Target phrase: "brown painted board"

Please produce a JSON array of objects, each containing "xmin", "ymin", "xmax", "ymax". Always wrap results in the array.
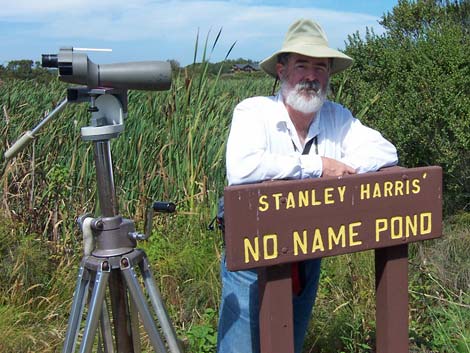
[
  {"xmin": 375, "ymin": 245, "xmax": 409, "ymax": 353},
  {"xmin": 224, "ymin": 166, "xmax": 442, "ymax": 271}
]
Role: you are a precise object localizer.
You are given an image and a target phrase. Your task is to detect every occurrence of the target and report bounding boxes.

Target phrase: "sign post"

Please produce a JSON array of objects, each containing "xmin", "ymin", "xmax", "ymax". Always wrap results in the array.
[
  {"xmin": 258, "ymin": 264, "xmax": 294, "ymax": 353},
  {"xmin": 375, "ymin": 245, "xmax": 409, "ymax": 353},
  {"xmin": 223, "ymin": 166, "xmax": 442, "ymax": 353}
]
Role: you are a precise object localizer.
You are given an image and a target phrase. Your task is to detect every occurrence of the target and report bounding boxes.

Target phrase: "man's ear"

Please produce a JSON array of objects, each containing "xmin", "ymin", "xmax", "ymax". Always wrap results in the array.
[{"xmin": 276, "ymin": 63, "xmax": 284, "ymax": 80}]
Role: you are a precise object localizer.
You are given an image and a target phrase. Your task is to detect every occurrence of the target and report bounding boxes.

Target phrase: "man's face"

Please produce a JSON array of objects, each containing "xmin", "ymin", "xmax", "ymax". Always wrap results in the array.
[
  {"xmin": 277, "ymin": 54, "xmax": 330, "ymax": 93},
  {"xmin": 277, "ymin": 54, "xmax": 330, "ymax": 114}
]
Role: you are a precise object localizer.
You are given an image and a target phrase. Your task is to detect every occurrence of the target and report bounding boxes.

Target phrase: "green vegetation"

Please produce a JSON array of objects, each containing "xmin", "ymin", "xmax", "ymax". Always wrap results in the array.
[
  {"xmin": 335, "ymin": 0, "xmax": 470, "ymax": 215},
  {"xmin": 0, "ymin": 59, "xmax": 56, "ymax": 82},
  {"xmin": 0, "ymin": 1, "xmax": 468, "ymax": 352}
]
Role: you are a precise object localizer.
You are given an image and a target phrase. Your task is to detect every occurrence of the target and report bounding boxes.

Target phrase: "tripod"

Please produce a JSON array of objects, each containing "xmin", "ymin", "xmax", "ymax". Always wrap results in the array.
[{"xmin": 56, "ymin": 87, "xmax": 183, "ymax": 353}]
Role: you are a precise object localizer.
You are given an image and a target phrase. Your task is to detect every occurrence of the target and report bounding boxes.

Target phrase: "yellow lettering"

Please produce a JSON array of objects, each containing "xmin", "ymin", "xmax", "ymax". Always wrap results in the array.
[
  {"xmin": 373, "ymin": 183, "xmax": 382, "ymax": 198},
  {"xmin": 405, "ymin": 214, "xmax": 417, "ymax": 237},
  {"xmin": 293, "ymin": 230, "xmax": 307, "ymax": 256},
  {"xmin": 376, "ymin": 219, "xmax": 388, "ymax": 242},
  {"xmin": 395, "ymin": 181, "xmax": 404, "ymax": 196},
  {"xmin": 298, "ymin": 190, "xmax": 309, "ymax": 207},
  {"xmin": 349, "ymin": 222, "xmax": 363, "ymax": 246},
  {"xmin": 420, "ymin": 213, "xmax": 432, "ymax": 234},
  {"xmin": 324, "ymin": 187, "xmax": 335, "ymax": 204},
  {"xmin": 311, "ymin": 190, "xmax": 322, "ymax": 205},
  {"xmin": 361, "ymin": 183, "xmax": 370, "ymax": 200},
  {"xmin": 286, "ymin": 192, "xmax": 296, "ymax": 209},
  {"xmin": 263, "ymin": 234, "xmax": 278, "ymax": 260},
  {"xmin": 244, "ymin": 237, "xmax": 259, "ymax": 263},
  {"xmin": 391, "ymin": 216, "xmax": 403, "ymax": 239},
  {"xmin": 258, "ymin": 195, "xmax": 269, "ymax": 212},
  {"xmin": 312, "ymin": 229, "xmax": 325, "ymax": 252},
  {"xmin": 412, "ymin": 179, "xmax": 421, "ymax": 194},
  {"xmin": 338, "ymin": 186, "xmax": 346, "ymax": 203},
  {"xmin": 272, "ymin": 193, "xmax": 282, "ymax": 210},
  {"xmin": 328, "ymin": 225, "xmax": 346, "ymax": 250},
  {"xmin": 373, "ymin": 213, "xmax": 432, "ymax": 242},
  {"xmin": 384, "ymin": 181, "xmax": 394, "ymax": 197}
]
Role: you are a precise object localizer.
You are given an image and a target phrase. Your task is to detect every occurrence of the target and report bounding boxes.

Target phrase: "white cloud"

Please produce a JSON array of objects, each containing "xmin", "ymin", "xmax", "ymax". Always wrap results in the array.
[
  {"xmin": 0, "ymin": 0, "xmax": 146, "ymax": 19},
  {"xmin": 0, "ymin": 0, "xmax": 384, "ymax": 65}
]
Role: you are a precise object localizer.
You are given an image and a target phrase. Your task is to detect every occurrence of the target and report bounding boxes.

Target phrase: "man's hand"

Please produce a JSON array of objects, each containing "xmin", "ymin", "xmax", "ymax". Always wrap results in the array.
[{"xmin": 321, "ymin": 157, "xmax": 357, "ymax": 177}]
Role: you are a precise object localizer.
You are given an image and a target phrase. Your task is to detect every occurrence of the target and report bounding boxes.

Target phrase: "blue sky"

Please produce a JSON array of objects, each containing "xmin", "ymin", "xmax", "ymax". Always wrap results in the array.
[{"xmin": 0, "ymin": 0, "xmax": 398, "ymax": 67}]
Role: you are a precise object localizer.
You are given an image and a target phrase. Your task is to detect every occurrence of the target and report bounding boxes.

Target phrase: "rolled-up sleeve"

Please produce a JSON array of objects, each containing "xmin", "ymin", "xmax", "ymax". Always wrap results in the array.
[{"xmin": 338, "ymin": 108, "xmax": 398, "ymax": 173}]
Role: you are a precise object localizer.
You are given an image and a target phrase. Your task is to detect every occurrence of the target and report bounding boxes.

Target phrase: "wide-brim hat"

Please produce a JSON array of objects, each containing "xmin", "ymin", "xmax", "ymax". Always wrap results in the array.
[{"xmin": 260, "ymin": 19, "xmax": 353, "ymax": 78}]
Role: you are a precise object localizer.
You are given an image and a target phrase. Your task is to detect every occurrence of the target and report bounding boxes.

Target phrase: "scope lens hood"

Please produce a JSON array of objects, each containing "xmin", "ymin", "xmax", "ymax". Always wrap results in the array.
[{"xmin": 41, "ymin": 54, "xmax": 58, "ymax": 68}]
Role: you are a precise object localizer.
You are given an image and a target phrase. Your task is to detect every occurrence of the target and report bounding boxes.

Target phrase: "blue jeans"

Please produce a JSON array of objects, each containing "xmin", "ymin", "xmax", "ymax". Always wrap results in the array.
[{"xmin": 217, "ymin": 255, "xmax": 321, "ymax": 353}]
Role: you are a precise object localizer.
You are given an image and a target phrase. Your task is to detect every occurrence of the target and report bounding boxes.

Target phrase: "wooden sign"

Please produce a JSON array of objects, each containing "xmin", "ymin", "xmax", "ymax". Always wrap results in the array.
[{"xmin": 224, "ymin": 166, "xmax": 442, "ymax": 271}]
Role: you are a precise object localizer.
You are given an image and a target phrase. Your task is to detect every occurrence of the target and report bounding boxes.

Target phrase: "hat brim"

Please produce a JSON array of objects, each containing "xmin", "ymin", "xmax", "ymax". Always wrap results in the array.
[{"xmin": 260, "ymin": 45, "xmax": 353, "ymax": 78}]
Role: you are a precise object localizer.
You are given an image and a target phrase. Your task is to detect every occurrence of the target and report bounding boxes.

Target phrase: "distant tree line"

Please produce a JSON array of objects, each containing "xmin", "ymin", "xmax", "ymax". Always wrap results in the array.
[
  {"xmin": 181, "ymin": 58, "xmax": 260, "ymax": 76},
  {"xmin": 0, "ymin": 60, "xmax": 56, "ymax": 82}
]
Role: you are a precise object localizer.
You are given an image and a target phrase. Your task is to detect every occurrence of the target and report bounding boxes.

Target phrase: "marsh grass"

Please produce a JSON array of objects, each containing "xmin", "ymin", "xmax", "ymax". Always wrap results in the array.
[
  {"xmin": 0, "ymin": 214, "xmax": 75, "ymax": 352},
  {"xmin": 408, "ymin": 213, "xmax": 470, "ymax": 352}
]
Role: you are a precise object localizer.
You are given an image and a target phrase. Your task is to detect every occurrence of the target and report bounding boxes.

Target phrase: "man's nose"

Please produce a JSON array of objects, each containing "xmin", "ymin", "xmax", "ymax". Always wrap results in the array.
[
  {"xmin": 300, "ymin": 79, "xmax": 320, "ymax": 92},
  {"xmin": 303, "ymin": 69, "xmax": 318, "ymax": 81}
]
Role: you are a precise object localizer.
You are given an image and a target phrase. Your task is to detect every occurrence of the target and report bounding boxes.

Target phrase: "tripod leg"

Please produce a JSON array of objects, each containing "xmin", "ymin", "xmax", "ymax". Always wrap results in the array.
[
  {"xmin": 140, "ymin": 256, "xmax": 183, "ymax": 353},
  {"xmin": 63, "ymin": 263, "xmax": 91, "ymax": 353},
  {"xmin": 79, "ymin": 266, "xmax": 110, "ymax": 353},
  {"xmin": 99, "ymin": 298, "xmax": 115, "ymax": 353},
  {"xmin": 120, "ymin": 258, "xmax": 167, "ymax": 353},
  {"xmin": 109, "ymin": 271, "xmax": 134, "ymax": 352},
  {"xmin": 129, "ymin": 293, "xmax": 142, "ymax": 353}
]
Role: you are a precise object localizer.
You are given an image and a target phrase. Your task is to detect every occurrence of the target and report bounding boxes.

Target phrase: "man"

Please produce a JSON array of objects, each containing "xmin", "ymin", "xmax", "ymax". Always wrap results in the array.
[{"xmin": 217, "ymin": 19, "xmax": 398, "ymax": 353}]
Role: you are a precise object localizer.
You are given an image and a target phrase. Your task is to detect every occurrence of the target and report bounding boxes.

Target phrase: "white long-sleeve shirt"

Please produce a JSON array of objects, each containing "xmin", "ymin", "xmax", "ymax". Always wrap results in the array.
[{"xmin": 226, "ymin": 94, "xmax": 398, "ymax": 186}]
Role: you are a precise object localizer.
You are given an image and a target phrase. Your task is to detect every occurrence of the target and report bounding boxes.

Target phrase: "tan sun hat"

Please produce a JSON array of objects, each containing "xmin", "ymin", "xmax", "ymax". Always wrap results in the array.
[{"xmin": 260, "ymin": 19, "xmax": 353, "ymax": 78}]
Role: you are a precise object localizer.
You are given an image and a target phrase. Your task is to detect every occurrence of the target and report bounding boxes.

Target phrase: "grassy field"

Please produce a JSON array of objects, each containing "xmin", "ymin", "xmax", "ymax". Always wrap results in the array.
[{"xmin": 0, "ymin": 67, "xmax": 469, "ymax": 352}]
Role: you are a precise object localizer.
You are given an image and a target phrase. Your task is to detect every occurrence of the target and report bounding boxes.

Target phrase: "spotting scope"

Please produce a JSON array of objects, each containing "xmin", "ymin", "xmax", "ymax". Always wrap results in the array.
[{"xmin": 42, "ymin": 47, "xmax": 171, "ymax": 91}]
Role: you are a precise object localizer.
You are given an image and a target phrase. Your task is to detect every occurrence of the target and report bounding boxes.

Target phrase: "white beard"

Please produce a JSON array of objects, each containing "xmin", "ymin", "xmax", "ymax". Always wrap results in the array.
[{"xmin": 281, "ymin": 81, "xmax": 328, "ymax": 115}]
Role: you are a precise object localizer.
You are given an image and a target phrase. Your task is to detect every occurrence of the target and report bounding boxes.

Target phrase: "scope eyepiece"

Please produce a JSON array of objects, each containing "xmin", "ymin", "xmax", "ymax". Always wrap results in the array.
[{"xmin": 42, "ymin": 54, "xmax": 59, "ymax": 68}]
